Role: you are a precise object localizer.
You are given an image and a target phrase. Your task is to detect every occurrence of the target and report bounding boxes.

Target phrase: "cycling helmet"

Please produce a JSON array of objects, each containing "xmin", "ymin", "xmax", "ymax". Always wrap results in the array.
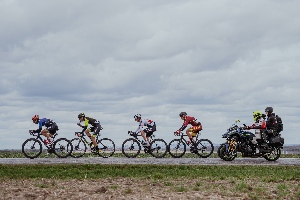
[
  {"xmin": 78, "ymin": 112, "xmax": 85, "ymax": 119},
  {"xmin": 32, "ymin": 115, "xmax": 39, "ymax": 121},
  {"xmin": 253, "ymin": 110, "xmax": 262, "ymax": 122},
  {"xmin": 179, "ymin": 112, "xmax": 187, "ymax": 117},
  {"xmin": 134, "ymin": 114, "xmax": 141, "ymax": 120},
  {"xmin": 265, "ymin": 107, "xmax": 273, "ymax": 114}
]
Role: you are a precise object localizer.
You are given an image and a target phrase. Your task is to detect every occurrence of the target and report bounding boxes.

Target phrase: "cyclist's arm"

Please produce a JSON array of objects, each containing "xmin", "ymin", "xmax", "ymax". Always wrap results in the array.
[
  {"xmin": 179, "ymin": 125, "xmax": 187, "ymax": 131},
  {"xmin": 33, "ymin": 121, "xmax": 44, "ymax": 133}
]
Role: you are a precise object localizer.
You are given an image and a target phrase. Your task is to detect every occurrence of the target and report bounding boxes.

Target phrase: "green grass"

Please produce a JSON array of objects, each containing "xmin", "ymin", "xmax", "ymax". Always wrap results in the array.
[{"xmin": 0, "ymin": 164, "xmax": 299, "ymax": 181}]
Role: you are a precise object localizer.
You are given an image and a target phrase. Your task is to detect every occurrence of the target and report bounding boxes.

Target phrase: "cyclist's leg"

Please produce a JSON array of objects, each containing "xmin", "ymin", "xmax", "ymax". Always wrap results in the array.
[
  {"xmin": 85, "ymin": 128, "xmax": 98, "ymax": 149},
  {"xmin": 186, "ymin": 128, "xmax": 196, "ymax": 145},
  {"xmin": 41, "ymin": 129, "xmax": 51, "ymax": 141},
  {"xmin": 146, "ymin": 131, "xmax": 154, "ymax": 144},
  {"xmin": 141, "ymin": 130, "xmax": 148, "ymax": 142}
]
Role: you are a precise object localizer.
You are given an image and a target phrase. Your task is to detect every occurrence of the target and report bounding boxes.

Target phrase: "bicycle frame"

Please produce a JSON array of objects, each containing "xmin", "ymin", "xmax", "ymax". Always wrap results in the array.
[
  {"xmin": 177, "ymin": 131, "xmax": 201, "ymax": 146},
  {"xmin": 74, "ymin": 132, "xmax": 108, "ymax": 151},
  {"xmin": 29, "ymin": 130, "xmax": 58, "ymax": 150},
  {"xmin": 75, "ymin": 132, "xmax": 97, "ymax": 148},
  {"xmin": 128, "ymin": 131, "xmax": 155, "ymax": 148}
]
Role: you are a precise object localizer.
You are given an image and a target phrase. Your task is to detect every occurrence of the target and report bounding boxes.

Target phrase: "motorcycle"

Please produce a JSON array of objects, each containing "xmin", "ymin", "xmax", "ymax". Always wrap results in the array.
[{"xmin": 218, "ymin": 119, "xmax": 284, "ymax": 161}]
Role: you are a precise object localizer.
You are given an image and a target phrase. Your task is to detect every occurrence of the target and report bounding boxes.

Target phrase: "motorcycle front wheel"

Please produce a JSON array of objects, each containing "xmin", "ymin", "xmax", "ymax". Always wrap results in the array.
[{"xmin": 218, "ymin": 144, "xmax": 236, "ymax": 161}]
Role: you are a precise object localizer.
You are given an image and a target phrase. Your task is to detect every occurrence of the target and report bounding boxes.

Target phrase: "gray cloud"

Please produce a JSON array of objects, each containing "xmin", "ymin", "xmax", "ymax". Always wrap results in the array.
[{"xmin": 1, "ymin": 0, "xmax": 300, "ymax": 149}]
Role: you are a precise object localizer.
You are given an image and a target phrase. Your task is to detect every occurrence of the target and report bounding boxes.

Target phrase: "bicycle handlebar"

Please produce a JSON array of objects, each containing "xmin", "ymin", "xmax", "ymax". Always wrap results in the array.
[{"xmin": 28, "ymin": 130, "xmax": 39, "ymax": 136}]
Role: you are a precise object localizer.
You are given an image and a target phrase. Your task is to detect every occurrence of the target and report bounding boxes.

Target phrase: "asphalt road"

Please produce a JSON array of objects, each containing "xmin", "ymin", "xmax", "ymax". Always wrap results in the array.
[{"xmin": 0, "ymin": 157, "xmax": 299, "ymax": 165}]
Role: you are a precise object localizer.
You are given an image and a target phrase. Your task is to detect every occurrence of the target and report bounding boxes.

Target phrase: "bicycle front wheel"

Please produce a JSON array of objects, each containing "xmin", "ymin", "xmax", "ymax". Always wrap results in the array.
[
  {"xmin": 149, "ymin": 139, "xmax": 168, "ymax": 158},
  {"xmin": 122, "ymin": 138, "xmax": 141, "ymax": 158},
  {"xmin": 196, "ymin": 139, "xmax": 214, "ymax": 158},
  {"xmin": 70, "ymin": 138, "xmax": 87, "ymax": 158},
  {"xmin": 168, "ymin": 139, "xmax": 186, "ymax": 158},
  {"xmin": 53, "ymin": 138, "xmax": 72, "ymax": 158},
  {"xmin": 22, "ymin": 138, "xmax": 42, "ymax": 159},
  {"xmin": 97, "ymin": 138, "xmax": 115, "ymax": 158}
]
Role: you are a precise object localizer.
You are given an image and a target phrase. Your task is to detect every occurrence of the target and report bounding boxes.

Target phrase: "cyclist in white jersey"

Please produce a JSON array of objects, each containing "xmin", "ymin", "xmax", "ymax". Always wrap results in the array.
[{"xmin": 134, "ymin": 114, "xmax": 156, "ymax": 146}]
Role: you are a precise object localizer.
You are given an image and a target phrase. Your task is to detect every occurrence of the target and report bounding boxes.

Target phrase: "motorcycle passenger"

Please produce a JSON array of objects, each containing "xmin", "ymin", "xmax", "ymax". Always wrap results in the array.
[
  {"xmin": 133, "ymin": 114, "xmax": 156, "ymax": 146},
  {"xmin": 246, "ymin": 111, "xmax": 267, "ymax": 146},
  {"xmin": 31, "ymin": 115, "xmax": 59, "ymax": 145},
  {"xmin": 174, "ymin": 112, "xmax": 202, "ymax": 147},
  {"xmin": 77, "ymin": 113, "xmax": 102, "ymax": 152}
]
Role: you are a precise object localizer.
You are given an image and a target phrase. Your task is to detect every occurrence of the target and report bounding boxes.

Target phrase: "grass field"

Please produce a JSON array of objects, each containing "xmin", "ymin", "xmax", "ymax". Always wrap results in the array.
[
  {"xmin": 0, "ymin": 164, "xmax": 300, "ymax": 199},
  {"xmin": 1, "ymin": 149, "xmax": 299, "ymax": 159},
  {"xmin": 0, "ymin": 150, "xmax": 300, "ymax": 199}
]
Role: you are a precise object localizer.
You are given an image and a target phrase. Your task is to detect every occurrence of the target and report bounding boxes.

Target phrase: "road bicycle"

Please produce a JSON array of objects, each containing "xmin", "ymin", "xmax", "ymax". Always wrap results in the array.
[
  {"xmin": 122, "ymin": 131, "xmax": 168, "ymax": 158},
  {"xmin": 22, "ymin": 130, "xmax": 72, "ymax": 159},
  {"xmin": 70, "ymin": 130, "xmax": 115, "ymax": 158},
  {"xmin": 168, "ymin": 131, "xmax": 214, "ymax": 158}
]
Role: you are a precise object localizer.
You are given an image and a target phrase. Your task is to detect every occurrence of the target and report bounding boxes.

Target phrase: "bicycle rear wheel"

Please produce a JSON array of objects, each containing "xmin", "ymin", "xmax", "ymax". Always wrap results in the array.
[
  {"xmin": 149, "ymin": 139, "xmax": 167, "ymax": 158},
  {"xmin": 168, "ymin": 139, "xmax": 186, "ymax": 158},
  {"xmin": 53, "ymin": 138, "xmax": 72, "ymax": 158},
  {"xmin": 70, "ymin": 138, "xmax": 87, "ymax": 158},
  {"xmin": 196, "ymin": 139, "xmax": 214, "ymax": 158},
  {"xmin": 122, "ymin": 138, "xmax": 141, "ymax": 158},
  {"xmin": 97, "ymin": 138, "xmax": 115, "ymax": 158},
  {"xmin": 22, "ymin": 138, "xmax": 42, "ymax": 159}
]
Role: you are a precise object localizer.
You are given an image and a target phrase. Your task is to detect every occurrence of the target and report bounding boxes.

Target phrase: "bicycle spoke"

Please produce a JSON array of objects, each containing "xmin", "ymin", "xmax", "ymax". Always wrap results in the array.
[
  {"xmin": 97, "ymin": 138, "xmax": 115, "ymax": 158},
  {"xmin": 122, "ymin": 138, "xmax": 141, "ymax": 158},
  {"xmin": 53, "ymin": 138, "xmax": 72, "ymax": 158},
  {"xmin": 196, "ymin": 139, "xmax": 214, "ymax": 158},
  {"xmin": 149, "ymin": 139, "xmax": 167, "ymax": 158},
  {"xmin": 22, "ymin": 139, "xmax": 42, "ymax": 159},
  {"xmin": 70, "ymin": 138, "xmax": 87, "ymax": 158},
  {"xmin": 168, "ymin": 139, "xmax": 186, "ymax": 158}
]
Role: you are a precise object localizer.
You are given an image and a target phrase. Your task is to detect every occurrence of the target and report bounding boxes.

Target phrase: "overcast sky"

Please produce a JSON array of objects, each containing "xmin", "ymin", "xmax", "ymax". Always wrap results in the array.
[{"xmin": 1, "ymin": 0, "xmax": 300, "ymax": 149}]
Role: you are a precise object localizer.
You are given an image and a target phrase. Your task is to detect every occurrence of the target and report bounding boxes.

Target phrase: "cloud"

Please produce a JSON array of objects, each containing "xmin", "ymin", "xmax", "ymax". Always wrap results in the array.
[{"xmin": 1, "ymin": 0, "xmax": 300, "ymax": 149}]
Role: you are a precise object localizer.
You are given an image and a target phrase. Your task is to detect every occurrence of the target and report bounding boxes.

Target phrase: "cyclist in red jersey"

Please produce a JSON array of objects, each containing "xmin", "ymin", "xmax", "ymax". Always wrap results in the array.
[{"xmin": 174, "ymin": 112, "xmax": 202, "ymax": 146}]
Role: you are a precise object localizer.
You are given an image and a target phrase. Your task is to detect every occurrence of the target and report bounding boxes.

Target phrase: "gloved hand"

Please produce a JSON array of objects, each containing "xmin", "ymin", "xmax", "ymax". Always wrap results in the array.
[
  {"xmin": 174, "ymin": 130, "xmax": 180, "ymax": 136},
  {"xmin": 77, "ymin": 123, "xmax": 82, "ymax": 127}
]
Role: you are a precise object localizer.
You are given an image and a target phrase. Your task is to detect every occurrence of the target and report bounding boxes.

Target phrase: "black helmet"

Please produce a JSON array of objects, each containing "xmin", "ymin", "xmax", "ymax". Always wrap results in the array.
[
  {"xmin": 78, "ymin": 112, "xmax": 85, "ymax": 119},
  {"xmin": 134, "ymin": 114, "xmax": 141, "ymax": 120},
  {"xmin": 265, "ymin": 107, "xmax": 273, "ymax": 113},
  {"xmin": 179, "ymin": 112, "xmax": 187, "ymax": 117}
]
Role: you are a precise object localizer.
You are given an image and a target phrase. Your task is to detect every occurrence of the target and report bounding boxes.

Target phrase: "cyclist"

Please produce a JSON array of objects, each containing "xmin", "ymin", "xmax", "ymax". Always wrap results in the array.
[
  {"xmin": 246, "ymin": 110, "xmax": 267, "ymax": 146},
  {"xmin": 31, "ymin": 115, "xmax": 59, "ymax": 144},
  {"xmin": 77, "ymin": 113, "xmax": 102, "ymax": 152},
  {"xmin": 133, "ymin": 114, "xmax": 156, "ymax": 146},
  {"xmin": 174, "ymin": 112, "xmax": 202, "ymax": 147}
]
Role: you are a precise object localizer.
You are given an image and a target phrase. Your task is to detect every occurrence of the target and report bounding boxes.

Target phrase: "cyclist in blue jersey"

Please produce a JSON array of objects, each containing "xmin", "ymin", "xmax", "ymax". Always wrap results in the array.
[{"xmin": 31, "ymin": 115, "xmax": 59, "ymax": 144}]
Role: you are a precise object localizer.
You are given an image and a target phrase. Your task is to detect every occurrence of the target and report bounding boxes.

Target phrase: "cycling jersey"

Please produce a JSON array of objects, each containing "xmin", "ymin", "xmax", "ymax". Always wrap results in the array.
[
  {"xmin": 135, "ymin": 119, "xmax": 156, "ymax": 134},
  {"xmin": 80, "ymin": 117, "xmax": 101, "ymax": 135},
  {"xmin": 179, "ymin": 116, "xmax": 201, "ymax": 131},
  {"xmin": 35, "ymin": 118, "xmax": 58, "ymax": 134}
]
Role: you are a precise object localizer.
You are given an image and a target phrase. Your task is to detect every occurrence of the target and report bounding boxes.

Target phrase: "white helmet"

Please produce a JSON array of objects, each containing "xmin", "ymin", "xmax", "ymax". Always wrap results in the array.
[{"xmin": 134, "ymin": 114, "xmax": 141, "ymax": 120}]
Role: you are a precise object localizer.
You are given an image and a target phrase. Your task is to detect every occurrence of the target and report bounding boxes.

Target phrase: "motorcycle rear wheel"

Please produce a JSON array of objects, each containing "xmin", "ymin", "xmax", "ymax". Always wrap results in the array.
[{"xmin": 263, "ymin": 146, "xmax": 281, "ymax": 161}]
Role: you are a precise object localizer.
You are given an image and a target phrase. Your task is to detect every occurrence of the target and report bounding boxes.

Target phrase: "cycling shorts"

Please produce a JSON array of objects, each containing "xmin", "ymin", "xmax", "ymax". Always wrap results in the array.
[
  {"xmin": 144, "ymin": 123, "xmax": 157, "ymax": 137},
  {"xmin": 188, "ymin": 125, "xmax": 202, "ymax": 137},
  {"xmin": 89, "ymin": 123, "xmax": 102, "ymax": 135}
]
